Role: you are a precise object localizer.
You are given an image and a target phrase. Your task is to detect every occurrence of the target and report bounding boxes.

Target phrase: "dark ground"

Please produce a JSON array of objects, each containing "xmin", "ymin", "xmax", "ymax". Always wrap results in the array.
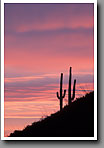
[{"xmin": 9, "ymin": 92, "xmax": 94, "ymax": 137}]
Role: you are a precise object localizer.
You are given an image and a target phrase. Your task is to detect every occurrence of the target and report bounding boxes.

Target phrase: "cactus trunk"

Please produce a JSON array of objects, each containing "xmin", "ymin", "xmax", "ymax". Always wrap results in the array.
[
  {"xmin": 68, "ymin": 67, "xmax": 76, "ymax": 104},
  {"xmin": 60, "ymin": 73, "xmax": 63, "ymax": 98},
  {"xmin": 60, "ymin": 98, "xmax": 62, "ymax": 111},
  {"xmin": 56, "ymin": 73, "xmax": 66, "ymax": 111}
]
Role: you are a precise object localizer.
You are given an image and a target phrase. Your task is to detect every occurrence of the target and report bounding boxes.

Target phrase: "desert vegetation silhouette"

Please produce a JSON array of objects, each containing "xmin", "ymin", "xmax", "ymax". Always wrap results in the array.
[
  {"xmin": 9, "ymin": 67, "xmax": 94, "ymax": 137},
  {"xmin": 57, "ymin": 67, "xmax": 76, "ymax": 111}
]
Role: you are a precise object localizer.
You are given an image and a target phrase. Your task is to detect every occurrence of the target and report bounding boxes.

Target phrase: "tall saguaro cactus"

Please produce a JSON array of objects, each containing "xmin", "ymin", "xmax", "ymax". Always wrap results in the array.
[
  {"xmin": 68, "ymin": 67, "xmax": 76, "ymax": 105},
  {"xmin": 56, "ymin": 73, "xmax": 66, "ymax": 111},
  {"xmin": 68, "ymin": 67, "xmax": 72, "ymax": 105}
]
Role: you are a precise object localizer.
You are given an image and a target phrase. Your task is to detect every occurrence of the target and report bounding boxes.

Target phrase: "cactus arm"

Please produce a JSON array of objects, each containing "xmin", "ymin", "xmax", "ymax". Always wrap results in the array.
[
  {"xmin": 56, "ymin": 92, "xmax": 60, "ymax": 99},
  {"xmin": 62, "ymin": 89, "xmax": 66, "ymax": 98},
  {"xmin": 72, "ymin": 79, "xmax": 76, "ymax": 100},
  {"xmin": 68, "ymin": 67, "xmax": 72, "ymax": 105}
]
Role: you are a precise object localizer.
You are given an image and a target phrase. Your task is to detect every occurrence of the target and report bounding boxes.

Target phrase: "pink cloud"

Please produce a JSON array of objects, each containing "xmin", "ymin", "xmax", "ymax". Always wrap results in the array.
[
  {"xmin": 5, "ymin": 4, "xmax": 93, "ymax": 33},
  {"xmin": 17, "ymin": 15, "xmax": 93, "ymax": 33}
]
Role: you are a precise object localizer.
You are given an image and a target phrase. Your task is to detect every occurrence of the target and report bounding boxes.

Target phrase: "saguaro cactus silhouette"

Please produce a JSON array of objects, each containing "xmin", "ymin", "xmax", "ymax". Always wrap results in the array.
[
  {"xmin": 68, "ymin": 67, "xmax": 76, "ymax": 105},
  {"xmin": 56, "ymin": 73, "xmax": 66, "ymax": 111}
]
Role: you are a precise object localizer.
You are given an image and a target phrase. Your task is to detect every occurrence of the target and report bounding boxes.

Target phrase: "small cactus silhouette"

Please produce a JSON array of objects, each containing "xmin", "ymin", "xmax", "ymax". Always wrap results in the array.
[
  {"xmin": 56, "ymin": 73, "xmax": 66, "ymax": 111},
  {"xmin": 68, "ymin": 67, "xmax": 76, "ymax": 105}
]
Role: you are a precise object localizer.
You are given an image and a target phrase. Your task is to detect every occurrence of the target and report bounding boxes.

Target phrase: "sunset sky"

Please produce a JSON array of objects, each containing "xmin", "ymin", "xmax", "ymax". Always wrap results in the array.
[{"xmin": 4, "ymin": 3, "xmax": 94, "ymax": 136}]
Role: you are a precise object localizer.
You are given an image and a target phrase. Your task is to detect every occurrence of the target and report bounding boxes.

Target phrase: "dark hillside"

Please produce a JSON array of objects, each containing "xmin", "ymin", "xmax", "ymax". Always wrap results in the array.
[{"xmin": 9, "ymin": 91, "xmax": 94, "ymax": 137}]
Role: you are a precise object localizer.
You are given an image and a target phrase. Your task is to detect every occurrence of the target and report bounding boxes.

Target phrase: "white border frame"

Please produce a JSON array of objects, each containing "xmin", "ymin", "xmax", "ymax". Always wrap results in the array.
[{"xmin": 1, "ymin": 0, "xmax": 97, "ymax": 140}]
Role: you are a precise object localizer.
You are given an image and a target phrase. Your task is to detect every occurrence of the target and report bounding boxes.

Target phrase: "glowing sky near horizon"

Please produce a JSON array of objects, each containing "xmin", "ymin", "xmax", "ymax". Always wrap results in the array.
[{"xmin": 4, "ymin": 3, "xmax": 94, "ymax": 136}]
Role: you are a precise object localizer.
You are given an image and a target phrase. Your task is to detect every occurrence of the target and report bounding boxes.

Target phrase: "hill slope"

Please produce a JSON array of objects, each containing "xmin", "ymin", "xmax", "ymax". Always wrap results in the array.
[{"xmin": 9, "ymin": 92, "xmax": 94, "ymax": 137}]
